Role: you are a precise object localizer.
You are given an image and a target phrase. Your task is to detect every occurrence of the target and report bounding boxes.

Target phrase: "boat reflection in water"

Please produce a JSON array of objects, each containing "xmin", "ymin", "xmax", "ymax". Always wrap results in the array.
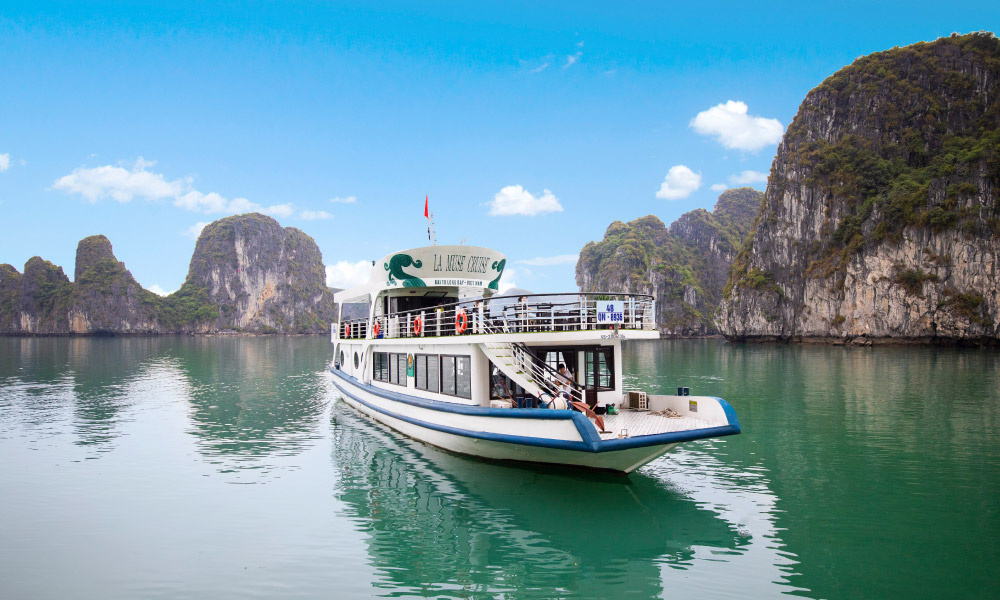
[{"xmin": 332, "ymin": 404, "xmax": 772, "ymax": 598}]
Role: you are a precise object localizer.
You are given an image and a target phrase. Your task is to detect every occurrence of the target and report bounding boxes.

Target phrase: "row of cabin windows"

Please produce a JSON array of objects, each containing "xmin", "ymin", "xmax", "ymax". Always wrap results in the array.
[{"xmin": 372, "ymin": 352, "xmax": 471, "ymax": 399}]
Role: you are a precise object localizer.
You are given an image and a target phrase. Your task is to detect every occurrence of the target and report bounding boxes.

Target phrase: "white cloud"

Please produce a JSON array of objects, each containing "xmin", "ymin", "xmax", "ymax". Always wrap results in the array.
[
  {"xmin": 52, "ymin": 158, "xmax": 187, "ymax": 202},
  {"xmin": 564, "ymin": 52, "xmax": 582, "ymax": 68},
  {"xmin": 530, "ymin": 62, "xmax": 550, "ymax": 73},
  {"xmin": 518, "ymin": 254, "xmax": 579, "ymax": 267},
  {"xmin": 183, "ymin": 222, "xmax": 209, "ymax": 239},
  {"xmin": 148, "ymin": 284, "xmax": 175, "ymax": 296},
  {"xmin": 300, "ymin": 210, "xmax": 333, "ymax": 221},
  {"xmin": 326, "ymin": 260, "xmax": 373, "ymax": 289},
  {"xmin": 54, "ymin": 158, "xmax": 303, "ymax": 219},
  {"xmin": 263, "ymin": 203, "xmax": 295, "ymax": 218},
  {"xmin": 175, "ymin": 190, "xmax": 230, "ymax": 213},
  {"xmin": 690, "ymin": 101, "xmax": 784, "ymax": 152},
  {"xmin": 498, "ymin": 266, "xmax": 518, "ymax": 293},
  {"xmin": 710, "ymin": 183, "xmax": 728, "ymax": 192},
  {"xmin": 488, "ymin": 185, "xmax": 563, "ymax": 216},
  {"xmin": 226, "ymin": 197, "xmax": 261, "ymax": 214},
  {"xmin": 329, "ymin": 196, "xmax": 357, "ymax": 204},
  {"xmin": 656, "ymin": 165, "xmax": 702, "ymax": 200},
  {"xmin": 729, "ymin": 170, "xmax": 768, "ymax": 185},
  {"xmin": 0, "ymin": 154, "xmax": 9, "ymax": 172}
]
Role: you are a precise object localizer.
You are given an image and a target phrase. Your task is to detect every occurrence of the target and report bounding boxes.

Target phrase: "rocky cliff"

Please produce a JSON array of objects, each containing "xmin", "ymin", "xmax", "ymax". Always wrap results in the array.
[
  {"xmin": 0, "ymin": 213, "xmax": 338, "ymax": 335},
  {"xmin": 718, "ymin": 33, "xmax": 1000, "ymax": 344},
  {"xmin": 70, "ymin": 235, "xmax": 162, "ymax": 333},
  {"xmin": 576, "ymin": 188, "xmax": 762, "ymax": 335},
  {"xmin": 180, "ymin": 213, "xmax": 336, "ymax": 333}
]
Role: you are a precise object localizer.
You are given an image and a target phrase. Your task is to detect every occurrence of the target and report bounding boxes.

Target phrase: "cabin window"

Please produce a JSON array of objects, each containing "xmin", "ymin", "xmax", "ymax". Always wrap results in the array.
[
  {"xmin": 354, "ymin": 352, "xmax": 359, "ymax": 369},
  {"xmin": 440, "ymin": 355, "xmax": 471, "ymax": 399},
  {"xmin": 388, "ymin": 352, "xmax": 407, "ymax": 386},
  {"xmin": 415, "ymin": 354, "xmax": 440, "ymax": 393},
  {"xmin": 583, "ymin": 347, "xmax": 614, "ymax": 391},
  {"xmin": 373, "ymin": 352, "xmax": 389, "ymax": 382}
]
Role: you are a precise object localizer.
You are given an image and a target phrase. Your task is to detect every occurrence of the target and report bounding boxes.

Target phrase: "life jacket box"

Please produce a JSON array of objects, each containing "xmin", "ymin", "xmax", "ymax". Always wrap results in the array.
[
  {"xmin": 490, "ymin": 400, "xmax": 513, "ymax": 409},
  {"xmin": 626, "ymin": 391, "xmax": 648, "ymax": 411}
]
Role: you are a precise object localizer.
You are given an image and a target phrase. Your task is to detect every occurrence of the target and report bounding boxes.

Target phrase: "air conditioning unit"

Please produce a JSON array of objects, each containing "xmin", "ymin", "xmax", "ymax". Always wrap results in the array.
[{"xmin": 626, "ymin": 391, "xmax": 648, "ymax": 411}]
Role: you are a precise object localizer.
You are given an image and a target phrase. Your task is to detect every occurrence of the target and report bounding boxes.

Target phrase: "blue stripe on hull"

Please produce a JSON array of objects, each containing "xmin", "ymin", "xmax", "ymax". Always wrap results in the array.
[{"xmin": 329, "ymin": 367, "xmax": 740, "ymax": 453}]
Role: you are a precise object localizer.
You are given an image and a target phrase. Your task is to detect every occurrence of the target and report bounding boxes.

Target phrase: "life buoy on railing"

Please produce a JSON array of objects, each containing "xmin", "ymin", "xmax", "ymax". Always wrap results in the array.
[
  {"xmin": 413, "ymin": 316, "xmax": 423, "ymax": 336},
  {"xmin": 455, "ymin": 309, "xmax": 468, "ymax": 334},
  {"xmin": 345, "ymin": 324, "xmax": 351, "ymax": 338},
  {"xmin": 373, "ymin": 320, "xmax": 381, "ymax": 338}
]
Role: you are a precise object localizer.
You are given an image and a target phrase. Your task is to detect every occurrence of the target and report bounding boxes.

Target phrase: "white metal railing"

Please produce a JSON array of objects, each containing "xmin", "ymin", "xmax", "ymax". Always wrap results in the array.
[
  {"xmin": 335, "ymin": 293, "xmax": 655, "ymax": 340},
  {"xmin": 481, "ymin": 317, "xmax": 585, "ymax": 407}
]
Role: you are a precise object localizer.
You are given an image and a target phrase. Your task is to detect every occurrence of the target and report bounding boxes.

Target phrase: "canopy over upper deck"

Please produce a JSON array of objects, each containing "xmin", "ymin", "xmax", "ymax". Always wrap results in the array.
[{"xmin": 334, "ymin": 245, "xmax": 507, "ymax": 304}]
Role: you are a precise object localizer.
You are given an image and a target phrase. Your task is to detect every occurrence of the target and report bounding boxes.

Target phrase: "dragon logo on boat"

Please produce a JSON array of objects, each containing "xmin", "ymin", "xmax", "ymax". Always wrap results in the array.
[{"xmin": 385, "ymin": 254, "xmax": 426, "ymax": 288}]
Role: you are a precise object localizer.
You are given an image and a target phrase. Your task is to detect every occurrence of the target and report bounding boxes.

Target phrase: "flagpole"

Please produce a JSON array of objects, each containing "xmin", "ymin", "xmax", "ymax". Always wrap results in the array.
[{"xmin": 425, "ymin": 194, "xmax": 436, "ymax": 246}]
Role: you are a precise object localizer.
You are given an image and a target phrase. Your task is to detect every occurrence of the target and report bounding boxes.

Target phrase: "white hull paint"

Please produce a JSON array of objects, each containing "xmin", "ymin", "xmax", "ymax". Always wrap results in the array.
[{"xmin": 331, "ymin": 370, "xmax": 692, "ymax": 473}]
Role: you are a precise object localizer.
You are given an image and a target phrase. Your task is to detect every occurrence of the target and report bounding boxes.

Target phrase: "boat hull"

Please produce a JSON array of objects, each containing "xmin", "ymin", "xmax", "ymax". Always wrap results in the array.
[{"xmin": 330, "ymin": 368, "xmax": 737, "ymax": 473}]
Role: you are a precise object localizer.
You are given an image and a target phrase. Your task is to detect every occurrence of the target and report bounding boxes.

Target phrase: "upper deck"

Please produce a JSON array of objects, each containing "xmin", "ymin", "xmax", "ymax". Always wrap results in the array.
[{"xmin": 335, "ymin": 292, "xmax": 657, "ymax": 341}]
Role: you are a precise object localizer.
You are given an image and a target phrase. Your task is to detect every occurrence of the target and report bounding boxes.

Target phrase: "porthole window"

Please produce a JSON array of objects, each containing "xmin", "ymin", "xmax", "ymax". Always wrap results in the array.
[
  {"xmin": 354, "ymin": 352, "xmax": 360, "ymax": 369},
  {"xmin": 340, "ymin": 349, "xmax": 344, "ymax": 366}
]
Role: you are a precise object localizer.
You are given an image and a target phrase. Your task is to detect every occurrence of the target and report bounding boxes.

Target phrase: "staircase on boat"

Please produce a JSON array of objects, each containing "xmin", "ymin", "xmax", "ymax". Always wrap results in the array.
[{"xmin": 479, "ymin": 337, "xmax": 584, "ymax": 407}]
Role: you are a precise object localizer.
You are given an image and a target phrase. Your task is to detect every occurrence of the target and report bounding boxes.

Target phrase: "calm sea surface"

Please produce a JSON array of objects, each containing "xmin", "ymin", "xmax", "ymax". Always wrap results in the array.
[{"xmin": 0, "ymin": 336, "xmax": 997, "ymax": 599}]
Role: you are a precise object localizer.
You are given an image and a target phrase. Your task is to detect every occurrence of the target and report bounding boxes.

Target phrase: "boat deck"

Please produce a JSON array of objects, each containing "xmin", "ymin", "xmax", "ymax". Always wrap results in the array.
[{"xmin": 596, "ymin": 409, "xmax": 717, "ymax": 440}]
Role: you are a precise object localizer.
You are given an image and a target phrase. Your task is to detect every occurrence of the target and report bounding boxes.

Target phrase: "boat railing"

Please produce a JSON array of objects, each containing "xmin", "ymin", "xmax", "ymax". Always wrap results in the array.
[{"xmin": 335, "ymin": 293, "xmax": 655, "ymax": 340}]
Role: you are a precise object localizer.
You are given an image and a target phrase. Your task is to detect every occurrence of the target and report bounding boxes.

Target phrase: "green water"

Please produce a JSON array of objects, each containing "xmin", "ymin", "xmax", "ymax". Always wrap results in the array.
[{"xmin": 0, "ymin": 337, "xmax": 997, "ymax": 599}]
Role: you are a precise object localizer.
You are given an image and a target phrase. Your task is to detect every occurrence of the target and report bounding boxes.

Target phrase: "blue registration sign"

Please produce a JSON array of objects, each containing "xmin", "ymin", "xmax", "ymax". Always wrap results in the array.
[{"xmin": 596, "ymin": 301, "xmax": 625, "ymax": 324}]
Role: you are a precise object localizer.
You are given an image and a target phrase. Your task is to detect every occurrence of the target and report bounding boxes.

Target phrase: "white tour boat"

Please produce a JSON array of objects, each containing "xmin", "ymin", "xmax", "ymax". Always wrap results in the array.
[{"xmin": 329, "ymin": 245, "xmax": 741, "ymax": 474}]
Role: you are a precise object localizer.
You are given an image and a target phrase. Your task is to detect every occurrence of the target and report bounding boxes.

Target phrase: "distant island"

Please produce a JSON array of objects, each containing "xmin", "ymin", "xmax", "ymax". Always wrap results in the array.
[
  {"xmin": 576, "ymin": 187, "xmax": 761, "ymax": 336},
  {"xmin": 0, "ymin": 213, "xmax": 338, "ymax": 335}
]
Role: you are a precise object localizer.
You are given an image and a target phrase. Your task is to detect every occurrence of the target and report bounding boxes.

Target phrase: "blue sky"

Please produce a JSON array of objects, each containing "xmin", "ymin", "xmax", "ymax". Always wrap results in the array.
[{"xmin": 1, "ymin": 2, "xmax": 997, "ymax": 294}]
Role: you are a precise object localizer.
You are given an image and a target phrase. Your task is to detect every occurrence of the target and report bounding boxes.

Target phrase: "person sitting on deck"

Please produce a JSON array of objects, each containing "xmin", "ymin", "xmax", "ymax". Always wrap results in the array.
[{"xmin": 555, "ymin": 363, "xmax": 574, "ymax": 393}]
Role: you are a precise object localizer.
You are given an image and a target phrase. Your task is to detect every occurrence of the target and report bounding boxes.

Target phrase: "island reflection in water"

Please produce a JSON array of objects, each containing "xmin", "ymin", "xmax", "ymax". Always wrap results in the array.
[{"xmin": 332, "ymin": 405, "xmax": 802, "ymax": 598}]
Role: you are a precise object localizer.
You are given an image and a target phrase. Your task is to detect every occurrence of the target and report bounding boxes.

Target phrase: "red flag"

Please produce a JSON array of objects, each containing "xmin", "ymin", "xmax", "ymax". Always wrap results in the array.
[{"xmin": 424, "ymin": 195, "xmax": 429, "ymax": 218}]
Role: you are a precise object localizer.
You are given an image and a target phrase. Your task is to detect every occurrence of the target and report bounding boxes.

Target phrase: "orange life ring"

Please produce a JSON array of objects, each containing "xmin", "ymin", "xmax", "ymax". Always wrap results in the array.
[
  {"xmin": 455, "ymin": 309, "xmax": 468, "ymax": 334},
  {"xmin": 345, "ymin": 324, "xmax": 351, "ymax": 338},
  {"xmin": 373, "ymin": 320, "xmax": 381, "ymax": 338},
  {"xmin": 413, "ymin": 316, "xmax": 423, "ymax": 336}
]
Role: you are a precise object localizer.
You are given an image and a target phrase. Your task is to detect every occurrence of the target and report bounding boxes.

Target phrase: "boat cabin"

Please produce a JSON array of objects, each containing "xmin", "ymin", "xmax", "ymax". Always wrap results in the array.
[{"xmin": 332, "ymin": 245, "xmax": 659, "ymax": 412}]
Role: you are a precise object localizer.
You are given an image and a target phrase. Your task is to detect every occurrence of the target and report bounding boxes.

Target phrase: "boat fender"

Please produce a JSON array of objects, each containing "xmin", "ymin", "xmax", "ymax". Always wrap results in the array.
[
  {"xmin": 548, "ymin": 393, "xmax": 569, "ymax": 410},
  {"xmin": 455, "ymin": 309, "xmax": 468, "ymax": 334},
  {"xmin": 413, "ymin": 316, "xmax": 423, "ymax": 336}
]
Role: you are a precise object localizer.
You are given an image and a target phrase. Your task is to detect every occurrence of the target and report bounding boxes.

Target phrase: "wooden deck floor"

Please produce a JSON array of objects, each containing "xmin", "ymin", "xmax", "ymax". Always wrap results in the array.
[{"xmin": 597, "ymin": 409, "xmax": 716, "ymax": 440}]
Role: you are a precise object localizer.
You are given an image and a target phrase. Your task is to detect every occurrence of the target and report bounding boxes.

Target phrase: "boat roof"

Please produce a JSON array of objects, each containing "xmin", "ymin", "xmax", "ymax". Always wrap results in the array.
[{"xmin": 334, "ymin": 245, "xmax": 507, "ymax": 303}]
